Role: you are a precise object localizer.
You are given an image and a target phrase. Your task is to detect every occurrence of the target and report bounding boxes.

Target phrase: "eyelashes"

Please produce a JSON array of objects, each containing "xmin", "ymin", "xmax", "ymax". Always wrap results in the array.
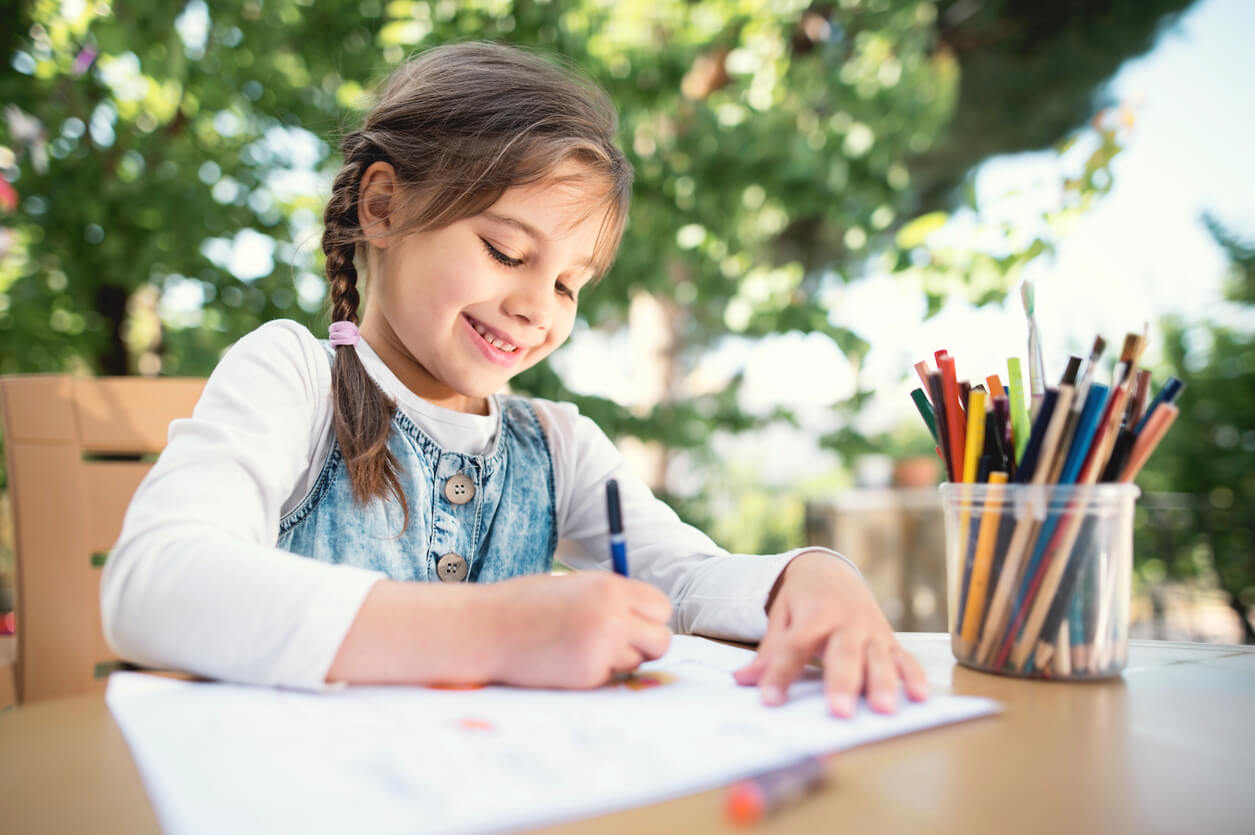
[
  {"xmin": 480, "ymin": 237, "xmax": 576, "ymax": 300},
  {"xmin": 481, "ymin": 238, "xmax": 523, "ymax": 268}
]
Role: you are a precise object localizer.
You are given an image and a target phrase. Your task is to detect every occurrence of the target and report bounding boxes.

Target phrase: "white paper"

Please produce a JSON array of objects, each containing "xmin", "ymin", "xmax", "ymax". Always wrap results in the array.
[{"xmin": 106, "ymin": 635, "xmax": 998, "ymax": 834}]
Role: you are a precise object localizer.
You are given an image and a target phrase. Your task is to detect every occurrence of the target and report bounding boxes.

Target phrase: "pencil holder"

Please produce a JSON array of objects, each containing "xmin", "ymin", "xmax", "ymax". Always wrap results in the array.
[{"xmin": 939, "ymin": 482, "xmax": 1140, "ymax": 680}]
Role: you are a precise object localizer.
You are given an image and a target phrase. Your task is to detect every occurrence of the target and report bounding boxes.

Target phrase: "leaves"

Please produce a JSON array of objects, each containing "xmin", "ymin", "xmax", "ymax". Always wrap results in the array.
[{"xmin": 0, "ymin": 0, "xmax": 1197, "ymax": 505}]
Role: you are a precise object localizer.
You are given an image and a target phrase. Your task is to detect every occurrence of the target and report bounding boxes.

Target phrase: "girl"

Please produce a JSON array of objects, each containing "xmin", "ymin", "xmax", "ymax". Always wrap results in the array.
[{"xmin": 102, "ymin": 41, "xmax": 927, "ymax": 717}]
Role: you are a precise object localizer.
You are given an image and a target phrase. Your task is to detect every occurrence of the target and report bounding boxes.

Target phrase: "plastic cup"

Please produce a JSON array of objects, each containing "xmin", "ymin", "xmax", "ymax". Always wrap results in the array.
[{"xmin": 939, "ymin": 482, "xmax": 1140, "ymax": 679}]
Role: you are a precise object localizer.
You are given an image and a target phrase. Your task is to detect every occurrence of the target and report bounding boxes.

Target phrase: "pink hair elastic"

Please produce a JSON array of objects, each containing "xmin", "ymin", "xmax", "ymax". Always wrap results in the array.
[{"xmin": 329, "ymin": 321, "xmax": 360, "ymax": 347}]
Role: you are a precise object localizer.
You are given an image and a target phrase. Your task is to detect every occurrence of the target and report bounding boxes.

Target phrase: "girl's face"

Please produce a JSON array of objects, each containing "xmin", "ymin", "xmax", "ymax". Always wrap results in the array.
[{"xmin": 360, "ymin": 161, "xmax": 609, "ymax": 414}]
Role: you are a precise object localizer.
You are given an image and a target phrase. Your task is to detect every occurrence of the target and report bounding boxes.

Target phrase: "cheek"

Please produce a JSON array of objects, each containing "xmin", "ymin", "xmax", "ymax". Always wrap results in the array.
[
  {"xmin": 526, "ymin": 309, "xmax": 575, "ymax": 363},
  {"xmin": 550, "ymin": 307, "xmax": 578, "ymax": 348}
]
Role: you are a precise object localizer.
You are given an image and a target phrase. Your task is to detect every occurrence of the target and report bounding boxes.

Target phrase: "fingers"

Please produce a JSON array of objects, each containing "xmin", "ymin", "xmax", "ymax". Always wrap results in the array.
[
  {"xmin": 894, "ymin": 645, "xmax": 930, "ymax": 702},
  {"xmin": 821, "ymin": 633, "xmax": 864, "ymax": 717},
  {"xmin": 732, "ymin": 653, "xmax": 766, "ymax": 686},
  {"xmin": 630, "ymin": 619, "xmax": 672, "ymax": 662},
  {"xmin": 733, "ymin": 588, "xmax": 792, "ymax": 689},
  {"xmin": 754, "ymin": 632, "xmax": 818, "ymax": 707},
  {"xmin": 610, "ymin": 645, "xmax": 645, "ymax": 676},
  {"xmin": 864, "ymin": 643, "xmax": 898, "ymax": 714}
]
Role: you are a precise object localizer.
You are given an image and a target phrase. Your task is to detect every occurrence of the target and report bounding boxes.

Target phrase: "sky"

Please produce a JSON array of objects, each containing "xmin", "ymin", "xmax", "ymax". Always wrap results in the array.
[{"xmin": 559, "ymin": 0, "xmax": 1255, "ymax": 490}]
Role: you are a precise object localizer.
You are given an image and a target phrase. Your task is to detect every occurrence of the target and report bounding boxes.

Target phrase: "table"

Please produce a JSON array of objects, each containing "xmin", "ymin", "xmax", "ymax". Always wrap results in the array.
[{"xmin": 2, "ymin": 635, "xmax": 1252, "ymax": 834}]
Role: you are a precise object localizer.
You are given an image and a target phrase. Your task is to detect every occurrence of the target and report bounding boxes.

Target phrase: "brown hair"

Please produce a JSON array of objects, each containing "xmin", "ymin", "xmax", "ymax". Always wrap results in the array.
[{"xmin": 321, "ymin": 41, "xmax": 633, "ymax": 519}]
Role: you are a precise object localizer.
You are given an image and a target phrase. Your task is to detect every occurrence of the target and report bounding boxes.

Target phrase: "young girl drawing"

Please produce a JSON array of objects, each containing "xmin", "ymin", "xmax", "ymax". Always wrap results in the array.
[{"xmin": 102, "ymin": 42, "xmax": 928, "ymax": 716}]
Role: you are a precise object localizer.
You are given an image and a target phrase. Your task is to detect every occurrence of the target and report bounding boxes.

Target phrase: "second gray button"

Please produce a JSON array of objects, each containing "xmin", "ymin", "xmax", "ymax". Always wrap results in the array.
[
  {"xmin": 436, "ymin": 552, "xmax": 468, "ymax": 582},
  {"xmin": 444, "ymin": 474, "xmax": 475, "ymax": 505}
]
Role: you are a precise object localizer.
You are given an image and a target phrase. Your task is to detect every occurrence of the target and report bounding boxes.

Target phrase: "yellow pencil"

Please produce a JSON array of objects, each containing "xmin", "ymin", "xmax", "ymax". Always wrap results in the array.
[
  {"xmin": 959, "ymin": 471, "xmax": 1008, "ymax": 644},
  {"xmin": 963, "ymin": 389, "xmax": 987, "ymax": 483},
  {"xmin": 953, "ymin": 389, "xmax": 987, "ymax": 638}
]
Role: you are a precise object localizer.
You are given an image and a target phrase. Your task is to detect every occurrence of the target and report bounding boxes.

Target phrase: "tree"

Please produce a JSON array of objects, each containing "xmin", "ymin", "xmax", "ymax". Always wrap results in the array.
[
  {"xmin": 0, "ymin": 0, "xmax": 1198, "ymax": 486},
  {"xmin": 1137, "ymin": 216, "xmax": 1255, "ymax": 641}
]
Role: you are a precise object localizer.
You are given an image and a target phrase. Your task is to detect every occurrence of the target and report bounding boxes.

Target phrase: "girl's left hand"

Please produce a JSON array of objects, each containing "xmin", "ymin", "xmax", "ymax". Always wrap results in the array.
[{"xmin": 732, "ymin": 551, "xmax": 929, "ymax": 717}]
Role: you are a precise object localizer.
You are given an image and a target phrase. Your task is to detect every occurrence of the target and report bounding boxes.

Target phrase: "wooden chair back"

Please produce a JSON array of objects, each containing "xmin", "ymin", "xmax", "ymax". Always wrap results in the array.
[{"xmin": 0, "ymin": 375, "xmax": 204, "ymax": 704}]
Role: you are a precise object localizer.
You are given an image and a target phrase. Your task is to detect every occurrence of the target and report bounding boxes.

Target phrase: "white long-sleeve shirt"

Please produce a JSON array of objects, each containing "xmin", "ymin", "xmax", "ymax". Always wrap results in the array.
[{"xmin": 102, "ymin": 319, "xmax": 851, "ymax": 690}]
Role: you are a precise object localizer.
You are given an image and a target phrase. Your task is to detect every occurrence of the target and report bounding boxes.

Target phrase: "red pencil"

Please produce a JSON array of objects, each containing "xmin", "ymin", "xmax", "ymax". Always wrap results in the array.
[{"xmin": 937, "ymin": 351, "xmax": 966, "ymax": 483}]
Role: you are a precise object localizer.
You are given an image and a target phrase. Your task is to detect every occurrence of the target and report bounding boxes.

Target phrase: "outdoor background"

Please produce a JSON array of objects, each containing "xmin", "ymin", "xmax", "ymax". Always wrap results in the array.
[{"xmin": 1, "ymin": 0, "xmax": 1251, "ymax": 642}]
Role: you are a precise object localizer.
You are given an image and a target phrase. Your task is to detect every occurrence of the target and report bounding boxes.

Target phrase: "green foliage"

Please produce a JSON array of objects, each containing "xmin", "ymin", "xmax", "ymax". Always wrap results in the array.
[
  {"xmin": 1137, "ymin": 216, "xmax": 1255, "ymax": 639},
  {"xmin": 820, "ymin": 110, "xmax": 1130, "ymax": 465},
  {"xmin": 914, "ymin": 0, "xmax": 1196, "ymax": 213},
  {"xmin": 0, "ymin": 0, "xmax": 1198, "ymax": 508}
]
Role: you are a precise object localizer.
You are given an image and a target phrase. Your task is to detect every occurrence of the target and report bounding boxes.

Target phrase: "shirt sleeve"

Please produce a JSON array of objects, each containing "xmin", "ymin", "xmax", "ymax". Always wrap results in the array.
[
  {"xmin": 100, "ymin": 320, "xmax": 385, "ymax": 690},
  {"xmin": 534, "ymin": 399, "xmax": 859, "ymax": 643}
]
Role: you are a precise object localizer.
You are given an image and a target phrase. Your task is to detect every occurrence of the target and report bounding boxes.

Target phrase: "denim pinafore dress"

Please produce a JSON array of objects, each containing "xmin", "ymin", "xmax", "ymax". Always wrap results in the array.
[{"xmin": 276, "ymin": 355, "xmax": 557, "ymax": 583}]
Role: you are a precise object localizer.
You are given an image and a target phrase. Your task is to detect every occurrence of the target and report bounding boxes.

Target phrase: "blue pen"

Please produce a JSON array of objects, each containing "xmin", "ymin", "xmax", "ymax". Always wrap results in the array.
[{"xmin": 605, "ymin": 478, "xmax": 629, "ymax": 576}]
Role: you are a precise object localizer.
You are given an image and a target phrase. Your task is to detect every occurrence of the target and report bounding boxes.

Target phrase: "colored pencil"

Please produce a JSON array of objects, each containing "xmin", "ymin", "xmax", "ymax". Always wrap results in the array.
[
  {"xmin": 913, "ymin": 360, "xmax": 932, "ymax": 392},
  {"xmin": 1007, "ymin": 357, "xmax": 1031, "ymax": 462},
  {"xmin": 959, "ymin": 472, "xmax": 1008, "ymax": 645},
  {"xmin": 963, "ymin": 389, "xmax": 987, "ymax": 484},
  {"xmin": 910, "ymin": 387, "xmax": 939, "ymax": 445},
  {"xmin": 927, "ymin": 371, "xmax": 955, "ymax": 482},
  {"xmin": 938, "ymin": 352, "xmax": 967, "ymax": 482},
  {"xmin": 910, "ymin": 333, "xmax": 1181, "ymax": 677},
  {"xmin": 976, "ymin": 385, "xmax": 1073, "ymax": 665}
]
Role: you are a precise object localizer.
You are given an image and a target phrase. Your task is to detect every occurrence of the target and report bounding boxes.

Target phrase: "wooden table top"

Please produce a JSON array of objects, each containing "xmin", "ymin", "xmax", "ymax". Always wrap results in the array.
[{"xmin": 2, "ymin": 634, "xmax": 1252, "ymax": 835}]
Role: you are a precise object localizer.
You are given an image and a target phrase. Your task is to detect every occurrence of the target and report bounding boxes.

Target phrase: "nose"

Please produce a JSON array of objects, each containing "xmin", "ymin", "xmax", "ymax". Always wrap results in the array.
[{"xmin": 503, "ymin": 279, "xmax": 551, "ymax": 330}]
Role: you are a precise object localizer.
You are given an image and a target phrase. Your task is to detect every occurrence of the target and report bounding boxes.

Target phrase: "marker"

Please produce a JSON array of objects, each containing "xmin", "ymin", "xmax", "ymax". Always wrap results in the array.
[
  {"xmin": 605, "ymin": 478, "xmax": 628, "ymax": 576},
  {"xmin": 725, "ymin": 755, "xmax": 830, "ymax": 825}
]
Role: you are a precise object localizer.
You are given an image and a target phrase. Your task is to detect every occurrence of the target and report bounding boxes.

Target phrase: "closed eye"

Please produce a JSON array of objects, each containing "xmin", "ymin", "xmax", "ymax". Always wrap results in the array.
[{"xmin": 481, "ymin": 238, "xmax": 523, "ymax": 268}]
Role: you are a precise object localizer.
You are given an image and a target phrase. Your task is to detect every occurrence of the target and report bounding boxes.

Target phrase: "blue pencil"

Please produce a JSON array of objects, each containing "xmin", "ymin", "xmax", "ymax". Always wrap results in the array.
[
  {"xmin": 1134, "ymin": 376, "xmax": 1184, "ymax": 435},
  {"xmin": 605, "ymin": 478, "xmax": 629, "ymax": 576},
  {"xmin": 1006, "ymin": 385, "xmax": 1110, "ymax": 648},
  {"xmin": 1057, "ymin": 384, "xmax": 1110, "ymax": 485}
]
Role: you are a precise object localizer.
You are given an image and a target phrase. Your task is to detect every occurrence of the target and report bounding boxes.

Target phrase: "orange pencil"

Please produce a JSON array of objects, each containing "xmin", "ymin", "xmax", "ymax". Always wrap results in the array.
[
  {"xmin": 1119, "ymin": 405, "xmax": 1179, "ymax": 483},
  {"xmin": 985, "ymin": 375, "xmax": 1006, "ymax": 399}
]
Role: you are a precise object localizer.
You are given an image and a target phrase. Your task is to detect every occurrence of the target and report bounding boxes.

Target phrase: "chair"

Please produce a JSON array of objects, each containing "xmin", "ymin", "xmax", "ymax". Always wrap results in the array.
[{"xmin": 0, "ymin": 375, "xmax": 204, "ymax": 704}]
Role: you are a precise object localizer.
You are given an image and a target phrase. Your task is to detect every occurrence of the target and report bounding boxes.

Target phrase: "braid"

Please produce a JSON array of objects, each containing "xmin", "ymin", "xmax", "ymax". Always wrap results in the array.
[{"xmin": 322, "ymin": 134, "xmax": 409, "ymax": 533}]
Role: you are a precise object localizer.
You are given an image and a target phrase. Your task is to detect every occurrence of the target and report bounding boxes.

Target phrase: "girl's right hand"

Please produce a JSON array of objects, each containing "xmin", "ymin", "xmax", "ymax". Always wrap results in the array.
[{"xmin": 486, "ymin": 572, "xmax": 673, "ymax": 689}]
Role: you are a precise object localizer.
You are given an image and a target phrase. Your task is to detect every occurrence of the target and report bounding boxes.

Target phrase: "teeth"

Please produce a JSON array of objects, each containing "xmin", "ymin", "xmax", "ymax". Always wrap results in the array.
[{"xmin": 471, "ymin": 320, "xmax": 518, "ymax": 352}]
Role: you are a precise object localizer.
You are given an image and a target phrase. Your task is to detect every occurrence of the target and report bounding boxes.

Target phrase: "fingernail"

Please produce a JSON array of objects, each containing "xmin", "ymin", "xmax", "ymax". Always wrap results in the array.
[
  {"xmin": 832, "ymin": 694, "xmax": 856, "ymax": 716},
  {"xmin": 762, "ymin": 684, "xmax": 785, "ymax": 706},
  {"xmin": 874, "ymin": 692, "xmax": 898, "ymax": 713}
]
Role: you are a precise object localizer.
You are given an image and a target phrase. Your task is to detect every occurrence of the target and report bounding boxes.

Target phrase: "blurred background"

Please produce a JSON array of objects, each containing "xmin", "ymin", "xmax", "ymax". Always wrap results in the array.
[{"xmin": 1, "ymin": 0, "xmax": 1251, "ymax": 643}]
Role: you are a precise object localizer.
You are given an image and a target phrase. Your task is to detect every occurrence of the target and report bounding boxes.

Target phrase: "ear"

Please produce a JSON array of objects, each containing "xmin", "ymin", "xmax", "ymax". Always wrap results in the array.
[{"xmin": 358, "ymin": 161, "xmax": 399, "ymax": 248}]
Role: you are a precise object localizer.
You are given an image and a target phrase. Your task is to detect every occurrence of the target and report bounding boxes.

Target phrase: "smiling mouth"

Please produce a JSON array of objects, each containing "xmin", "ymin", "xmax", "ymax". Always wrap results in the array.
[{"xmin": 465, "ymin": 315, "xmax": 520, "ymax": 353}]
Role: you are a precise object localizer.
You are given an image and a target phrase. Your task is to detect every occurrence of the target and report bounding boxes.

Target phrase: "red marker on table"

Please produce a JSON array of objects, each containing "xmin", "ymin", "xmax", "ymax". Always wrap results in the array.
[{"xmin": 725, "ymin": 754, "xmax": 831, "ymax": 825}]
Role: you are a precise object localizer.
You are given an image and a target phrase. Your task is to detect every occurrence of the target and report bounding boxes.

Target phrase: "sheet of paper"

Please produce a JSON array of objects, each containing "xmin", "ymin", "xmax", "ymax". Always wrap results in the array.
[{"xmin": 106, "ymin": 635, "xmax": 998, "ymax": 834}]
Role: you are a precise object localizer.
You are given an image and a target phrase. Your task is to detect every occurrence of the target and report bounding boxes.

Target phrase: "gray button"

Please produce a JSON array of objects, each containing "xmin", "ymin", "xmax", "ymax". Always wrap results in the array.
[
  {"xmin": 444, "ymin": 474, "xmax": 475, "ymax": 505},
  {"xmin": 436, "ymin": 552, "xmax": 468, "ymax": 582}
]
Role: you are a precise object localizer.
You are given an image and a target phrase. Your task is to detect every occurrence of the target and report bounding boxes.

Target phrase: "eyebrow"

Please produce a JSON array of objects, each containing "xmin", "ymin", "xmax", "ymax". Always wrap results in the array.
[{"xmin": 482, "ymin": 211, "xmax": 596, "ymax": 273}]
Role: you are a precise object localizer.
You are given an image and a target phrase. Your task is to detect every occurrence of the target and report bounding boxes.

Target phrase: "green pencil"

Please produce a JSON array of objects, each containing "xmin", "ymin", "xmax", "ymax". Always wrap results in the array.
[
  {"xmin": 1007, "ymin": 357, "xmax": 1031, "ymax": 462},
  {"xmin": 911, "ymin": 387, "xmax": 939, "ymax": 444}
]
